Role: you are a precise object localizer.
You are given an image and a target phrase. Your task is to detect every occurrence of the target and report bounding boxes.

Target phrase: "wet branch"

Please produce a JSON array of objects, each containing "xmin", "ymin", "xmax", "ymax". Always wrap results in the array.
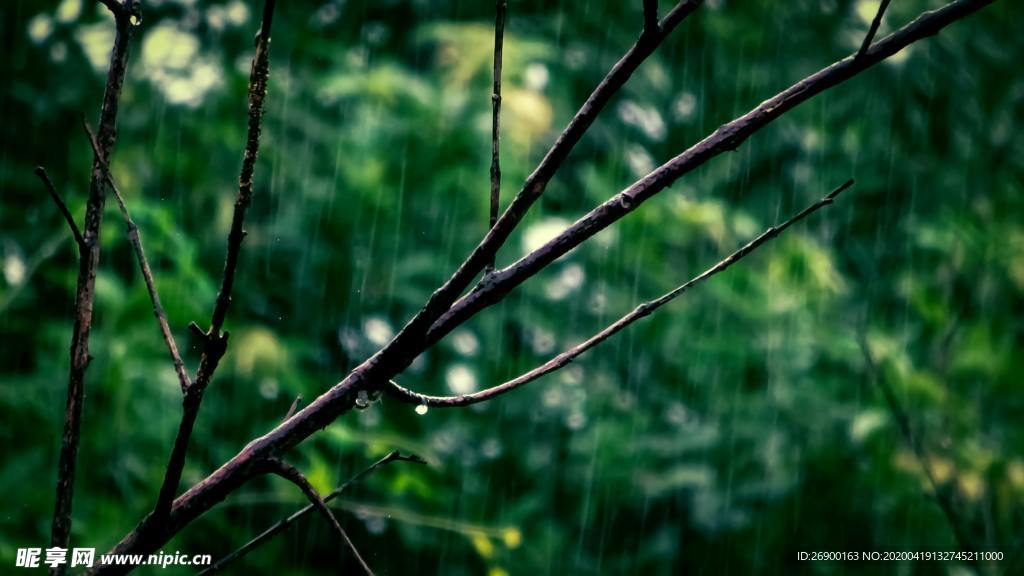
[
  {"xmin": 256, "ymin": 459, "xmax": 375, "ymax": 576},
  {"xmin": 389, "ymin": 180, "xmax": 853, "ymax": 407},
  {"xmin": 151, "ymin": 0, "xmax": 277, "ymax": 522},
  {"xmin": 199, "ymin": 451, "xmax": 425, "ymax": 575},
  {"xmin": 486, "ymin": 0, "xmax": 507, "ymax": 270},
  {"xmin": 420, "ymin": 0, "xmax": 997, "ymax": 354},
  {"xmin": 49, "ymin": 1, "xmax": 136, "ymax": 571},
  {"xmin": 34, "ymin": 167, "xmax": 85, "ymax": 249},
  {"xmin": 858, "ymin": 0, "xmax": 893, "ymax": 58},
  {"xmin": 90, "ymin": 0, "xmax": 994, "ymax": 570},
  {"xmin": 858, "ymin": 337, "xmax": 981, "ymax": 573},
  {"xmin": 83, "ymin": 121, "xmax": 191, "ymax": 393}
]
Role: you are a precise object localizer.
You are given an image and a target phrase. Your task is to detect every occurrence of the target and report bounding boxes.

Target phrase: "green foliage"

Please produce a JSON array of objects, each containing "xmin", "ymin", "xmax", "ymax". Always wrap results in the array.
[{"xmin": 1, "ymin": 0, "xmax": 1022, "ymax": 574}]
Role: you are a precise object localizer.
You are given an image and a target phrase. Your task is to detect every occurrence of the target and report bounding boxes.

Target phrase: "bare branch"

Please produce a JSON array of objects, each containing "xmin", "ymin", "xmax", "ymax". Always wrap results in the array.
[
  {"xmin": 421, "ymin": 0, "xmax": 996, "ymax": 354},
  {"xmin": 389, "ymin": 180, "xmax": 853, "ymax": 407},
  {"xmin": 50, "ymin": 2, "xmax": 136, "ymax": 569},
  {"xmin": 82, "ymin": 121, "xmax": 191, "ymax": 394},
  {"xmin": 858, "ymin": 336, "xmax": 980, "ymax": 572},
  {"xmin": 487, "ymin": 0, "xmax": 507, "ymax": 271},
  {"xmin": 357, "ymin": 0, "xmax": 703, "ymax": 383},
  {"xmin": 257, "ymin": 459, "xmax": 375, "ymax": 576},
  {"xmin": 199, "ymin": 451, "xmax": 425, "ymax": 575},
  {"xmin": 643, "ymin": 0, "xmax": 659, "ymax": 34},
  {"xmin": 858, "ymin": 0, "xmax": 893, "ymax": 58},
  {"xmin": 34, "ymin": 167, "xmax": 85, "ymax": 249},
  {"xmin": 89, "ymin": 1, "xmax": 995, "ymax": 570},
  {"xmin": 152, "ymin": 0, "xmax": 277, "ymax": 522}
]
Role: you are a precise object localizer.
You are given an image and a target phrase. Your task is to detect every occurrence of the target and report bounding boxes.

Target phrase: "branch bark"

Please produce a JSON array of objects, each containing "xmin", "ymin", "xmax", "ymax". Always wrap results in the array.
[
  {"xmin": 858, "ymin": 0, "xmax": 893, "ymax": 58},
  {"xmin": 152, "ymin": 0, "xmax": 277, "ymax": 523},
  {"xmin": 486, "ymin": 0, "xmax": 507, "ymax": 271},
  {"xmin": 388, "ymin": 180, "xmax": 852, "ymax": 407},
  {"xmin": 49, "ymin": 2, "xmax": 137, "ymax": 571},
  {"xmin": 88, "ymin": 1, "xmax": 994, "ymax": 571}
]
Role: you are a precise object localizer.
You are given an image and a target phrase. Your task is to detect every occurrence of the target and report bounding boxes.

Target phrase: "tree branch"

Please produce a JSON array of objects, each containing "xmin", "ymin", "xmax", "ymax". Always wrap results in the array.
[
  {"xmin": 486, "ymin": 0, "xmax": 507, "ymax": 271},
  {"xmin": 50, "ymin": 2, "xmax": 136, "ymax": 571},
  {"xmin": 151, "ymin": 0, "xmax": 277, "ymax": 523},
  {"xmin": 34, "ymin": 167, "xmax": 85, "ymax": 249},
  {"xmin": 389, "ymin": 180, "xmax": 852, "ymax": 407},
  {"xmin": 420, "ymin": 0, "xmax": 997, "ymax": 355},
  {"xmin": 858, "ymin": 336, "xmax": 981, "ymax": 573},
  {"xmin": 82, "ymin": 121, "xmax": 191, "ymax": 394},
  {"xmin": 858, "ymin": 0, "xmax": 893, "ymax": 58},
  {"xmin": 643, "ymin": 0, "xmax": 659, "ymax": 34},
  {"xmin": 256, "ymin": 459, "xmax": 375, "ymax": 576},
  {"xmin": 89, "ymin": 1, "xmax": 995, "ymax": 571},
  {"xmin": 199, "ymin": 451, "xmax": 425, "ymax": 575},
  {"xmin": 354, "ymin": 0, "xmax": 703, "ymax": 386}
]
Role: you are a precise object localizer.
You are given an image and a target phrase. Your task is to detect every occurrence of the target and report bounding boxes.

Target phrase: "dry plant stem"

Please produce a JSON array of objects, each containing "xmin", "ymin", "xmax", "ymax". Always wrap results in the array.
[
  {"xmin": 199, "ymin": 451, "xmax": 424, "ymax": 576},
  {"xmin": 256, "ymin": 459, "xmax": 375, "ymax": 576},
  {"xmin": 486, "ymin": 0, "xmax": 507, "ymax": 270},
  {"xmin": 50, "ymin": 1, "xmax": 136, "ymax": 571},
  {"xmin": 858, "ymin": 0, "xmax": 893, "ymax": 58},
  {"xmin": 151, "ymin": 0, "xmax": 277, "ymax": 523},
  {"xmin": 83, "ymin": 122, "xmax": 191, "ymax": 393},
  {"xmin": 421, "ymin": 0, "xmax": 997, "ymax": 354},
  {"xmin": 91, "ymin": 1, "xmax": 994, "ymax": 571},
  {"xmin": 388, "ymin": 180, "xmax": 853, "ymax": 407},
  {"xmin": 34, "ymin": 167, "xmax": 85, "ymax": 248},
  {"xmin": 859, "ymin": 338, "xmax": 981, "ymax": 573}
]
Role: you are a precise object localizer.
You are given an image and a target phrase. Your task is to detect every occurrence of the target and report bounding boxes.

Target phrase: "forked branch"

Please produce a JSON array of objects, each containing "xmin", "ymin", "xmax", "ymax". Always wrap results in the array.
[
  {"xmin": 83, "ymin": 121, "xmax": 191, "ymax": 393},
  {"xmin": 388, "ymin": 180, "xmax": 853, "ymax": 407},
  {"xmin": 256, "ymin": 459, "xmax": 375, "ymax": 576},
  {"xmin": 151, "ymin": 0, "xmax": 277, "ymax": 522},
  {"xmin": 199, "ymin": 451, "xmax": 425, "ymax": 575},
  {"xmin": 50, "ymin": 1, "xmax": 136, "ymax": 570}
]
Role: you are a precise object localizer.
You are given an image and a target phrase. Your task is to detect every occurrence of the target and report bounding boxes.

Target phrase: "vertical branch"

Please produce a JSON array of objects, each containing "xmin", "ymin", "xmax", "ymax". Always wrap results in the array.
[
  {"xmin": 257, "ymin": 459, "xmax": 375, "ymax": 576},
  {"xmin": 643, "ymin": 0, "xmax": 659, "ymax": 34},
  {"xmin": 83, "ymin": 122, "xmax": 191, "ymax": 393},
  {"xmin": 151, "ymin": 0, "xmax": 277, "ymax": 521},
  {"xmin": 858, "ymin": 0, "xmax": 892, "ymax": 58},
  {"xmin": 486, "ymin": 0, "xmax": 507, "ymax": 271},
  {"xmin": 50, "ymin": 1, "xmax": 138, "ymax": 570}
]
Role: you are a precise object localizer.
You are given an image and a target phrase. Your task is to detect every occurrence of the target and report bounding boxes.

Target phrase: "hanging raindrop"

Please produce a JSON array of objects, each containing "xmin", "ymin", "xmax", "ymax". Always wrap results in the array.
[{"xmin": 414, "ymin": 404, "xmax": 428, "ymax": 415}]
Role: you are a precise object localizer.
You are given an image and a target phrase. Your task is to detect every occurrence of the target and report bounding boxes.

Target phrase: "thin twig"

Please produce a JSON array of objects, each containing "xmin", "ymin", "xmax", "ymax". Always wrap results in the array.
[
  {"xmin": 486, "ymin": 0, "xmax": 507, "ymax": 271},
  {"xmin": 151, "ymin": 0, "xmax": 277, "ymax": 522},
  {"xmin": 283, "ymin": 394, "xmax": 303, "ymax": 421},
  {"xmin": 199, "ymin": 451, "xmax": 425, "ymax": 575},
  {"xmin": 91, "ymin": 1, "xmax": 995, "ymax": 569},
  {"xmin": 389, "ymin": 180, "xmax": 853, "ymax": 407},
  {"xmin": 257, "ymin": 459, "xmax": 375, "ymax": 576},
  {"xmin": 34, "ymin": 167, "xmax": 85, "ymax": 248},
  {"xmin": 50, "ymin": 2, "xmax": 136, "ymax": 571},
  {"xmin": 858, "ymin": 336, "xmax": 981, "ymax": 573},
  {"xmin": 82, "ymin": 121, "xmax": 191, "ymax": 393},
  {"xmin": 858, "ymin": 0, "xmax": 893, "ymax": 58}
]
